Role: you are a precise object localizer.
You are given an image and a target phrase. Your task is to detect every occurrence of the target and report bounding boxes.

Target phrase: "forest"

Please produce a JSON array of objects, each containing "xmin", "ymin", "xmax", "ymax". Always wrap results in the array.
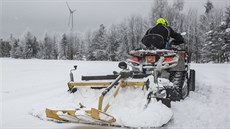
[{"xmin": 0, "ymin": 0, "xmax": 230, "ymax": 63}]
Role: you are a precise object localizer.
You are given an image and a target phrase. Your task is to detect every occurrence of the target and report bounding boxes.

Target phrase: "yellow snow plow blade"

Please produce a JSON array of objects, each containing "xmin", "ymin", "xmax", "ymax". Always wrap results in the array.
[
  {"xmin": 45, "ymin": 108, "xmax": 76, "ymax": 121},
  {"xmin": 45, "ymin": 108, "xmax": 116, "ymax": 124},
  {"xmin": 47, "ymin": 72, "xmax": 148, "ymax": 124},
  {"xmin": 68, "ymin": 81, "xmax": 146, "ymax": 89}
]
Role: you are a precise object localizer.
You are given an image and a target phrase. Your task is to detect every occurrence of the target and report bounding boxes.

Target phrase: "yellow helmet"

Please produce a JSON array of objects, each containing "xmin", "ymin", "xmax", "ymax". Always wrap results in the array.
[{"xmin": 156, "ymin": 18, "xmax": 168, "ymax": 26}]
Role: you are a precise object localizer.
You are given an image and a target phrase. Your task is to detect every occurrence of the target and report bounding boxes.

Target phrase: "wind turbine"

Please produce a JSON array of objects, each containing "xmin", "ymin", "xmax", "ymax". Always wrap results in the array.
[{"xmin": 66, "ymin": 1, "xmax": 76, "ymax": 31}]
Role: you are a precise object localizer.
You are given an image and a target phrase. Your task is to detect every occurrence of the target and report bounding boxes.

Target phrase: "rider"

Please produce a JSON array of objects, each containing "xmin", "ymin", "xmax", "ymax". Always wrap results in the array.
[{"xmin": 141, "ymin": 18, "xmax": 185, "ymax": 49}]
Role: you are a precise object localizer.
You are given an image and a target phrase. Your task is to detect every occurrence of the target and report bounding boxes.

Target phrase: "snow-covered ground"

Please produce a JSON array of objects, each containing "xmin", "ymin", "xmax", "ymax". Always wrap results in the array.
[{"xmin": 0, "ymin": 58, "xmax": 230, "ymax": 129}]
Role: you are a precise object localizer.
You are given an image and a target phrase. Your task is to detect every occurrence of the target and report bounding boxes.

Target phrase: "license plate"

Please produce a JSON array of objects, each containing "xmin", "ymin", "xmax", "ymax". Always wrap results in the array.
[{"xmin": 146, "ymin": 56, "xmax": 155, "ymax": 63}]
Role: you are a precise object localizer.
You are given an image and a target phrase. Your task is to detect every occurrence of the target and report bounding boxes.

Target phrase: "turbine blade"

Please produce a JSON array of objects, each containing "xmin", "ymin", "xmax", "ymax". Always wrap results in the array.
[{"xmin": 66, "ymin": 1, "xmax": 72, "ymax": 12}]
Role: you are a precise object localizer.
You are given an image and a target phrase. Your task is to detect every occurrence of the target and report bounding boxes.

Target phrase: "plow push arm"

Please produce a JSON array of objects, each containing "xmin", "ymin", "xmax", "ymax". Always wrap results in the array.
[{"xmin": 98, "ymin": 71, "xmax": 133, "ymax": 111}]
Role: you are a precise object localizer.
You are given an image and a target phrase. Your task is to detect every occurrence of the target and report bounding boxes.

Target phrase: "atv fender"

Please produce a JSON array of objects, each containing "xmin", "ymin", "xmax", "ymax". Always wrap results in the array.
[{"xmin": 169, "ymin": 58, "xmax": 186, "ymax": 72}]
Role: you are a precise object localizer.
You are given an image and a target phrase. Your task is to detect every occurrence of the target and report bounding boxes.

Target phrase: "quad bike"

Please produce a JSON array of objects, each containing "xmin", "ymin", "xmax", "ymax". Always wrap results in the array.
[
  {"xmin": 45, "ymin": 33, "xmax": 196, "ymax": 128},
  {"xmin": 126, "ymin": 49, "xmax": 196, "ymax": 107}
]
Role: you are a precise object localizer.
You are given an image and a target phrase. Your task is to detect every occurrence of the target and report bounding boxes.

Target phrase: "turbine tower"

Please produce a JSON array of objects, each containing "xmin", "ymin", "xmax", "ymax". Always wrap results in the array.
[{"xmin": 66, "ymin": 1, "xmax": 76, "ymax": 31}]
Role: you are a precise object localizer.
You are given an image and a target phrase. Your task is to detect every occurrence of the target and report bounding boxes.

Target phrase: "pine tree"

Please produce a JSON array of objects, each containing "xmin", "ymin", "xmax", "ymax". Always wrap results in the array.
[
  {"xmin": 51, "ymin": 35, "xmax": 58, "ymax": 59},
  {"xmin": 184, "ymin": 9, "xmax": 202, "ymax": 63},
  {"xmin": 20, "ymin": 30, "xmax": 37, "ymax": 59},
  {"xmin": 9, "ymin": 35, "xmax": 18, "ymax": 58},
  {"xmin": 43, "ymin": 33, "xmax": 53, "ymax": 59},
  {"xmin": 73, "ymin": 33, "xmax": 84, "ymax": 60},
  {"xmin": 85, "ymin": 30, "xmax": 96, "ymax": 60},
  {"xmin": 226, "ymin": 6, "xmax": 230, "ymax": 28},
  {"xmin": 199, "ymin": 1, "xmax": 224, "ymax": 62},
  {"xmin": 223, "ymin": 28, "xmax": 230, "ymax": 62},
  {"xmin": 222, "ymin": 5, "xmax": 230, "ymax": 62},
  {"xmin": 59, "ymin": 34, "xmax": 68, "ymax": 59},
  {"xmin": 0, "ymin": 40, "xmax": 11, "ymax": 57},
  {"xmin": 32, "ymin": 36, "xmax": 39, "ymax": 58},
  {"xmin": 173, "ymin": 0, "xmax": 184, "ymax": 11},
  {"xmin": 117, "ymin": 22, "xmax": 130, "ymax": 60},
  {"xmin": 170, "ymin": 0, "xmax": 185, "ymax": 32},
  {"xmin": 66, "ymin": 33, "xmax": 74, "ymax": 60},
  {"xmin": 10, "ymin": 38, "xmax": 21, "ymax": 58},
  {"xmin": 127, "ymin": 15, "xmax": 144, "ymax": 50},
  {"xmin": 205, "ymin": 0, "xmax": 214, "ymax": 14},
  {"xmin": 107, "ymin": 25, "xmax": 120, "ymax": 61},
  {"xmin": 90, "ymin": 24, "xmax": 108, "ymax": 60}
]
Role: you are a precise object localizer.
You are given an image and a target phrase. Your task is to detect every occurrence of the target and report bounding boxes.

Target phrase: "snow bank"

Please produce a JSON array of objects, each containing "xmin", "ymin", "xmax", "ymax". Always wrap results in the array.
[
  {"xmin": 31, "ymin": 84, "xmax": 172, "ymax": 128},
  {"xmin": 164, "ymin": 64, "xmax": 230, "ymax": 128},
  {"xmin": 106, "ymin": 86, "xmax": 172, "ymax": 127},
  {"xmin": 1, "ymin": 59, "xmax": 229, "ymax": 129}
]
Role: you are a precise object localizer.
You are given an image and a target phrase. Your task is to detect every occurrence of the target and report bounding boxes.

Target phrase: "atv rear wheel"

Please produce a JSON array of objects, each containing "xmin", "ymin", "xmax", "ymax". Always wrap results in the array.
[
  {"xmin": 181, "ymin": 75, "xmax": 189, "ymax": 99},
  {"xmin": 169, "ymin": 71, "xmax": 189, "ymax": 100}
]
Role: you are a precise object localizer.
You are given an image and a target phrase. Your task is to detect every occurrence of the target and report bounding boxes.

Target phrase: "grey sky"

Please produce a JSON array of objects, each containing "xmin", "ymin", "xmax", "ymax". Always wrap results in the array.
[{"xmin": 0, "ymin": 0, "xmax": 230, "ymax": 39}]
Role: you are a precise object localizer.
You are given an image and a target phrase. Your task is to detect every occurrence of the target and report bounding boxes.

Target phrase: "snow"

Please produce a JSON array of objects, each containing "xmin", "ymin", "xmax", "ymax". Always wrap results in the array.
[
  {"xmin": 221, "ymin": 21, "xmax": 226, "ymax": 26},
  {"xmin": 207, "ymin": 30, "xmax": 213, "ymax": 34},
  {"xmin": 164, "ymin": 64, "xmax": 230, "ymax": 129},
  {"xmin": 1, "ymin": 58, "xmax": 230, "ymax": 129},
  {"xmin": 226, "ymin": 28, "xmax": 230, "ymax": 33}
]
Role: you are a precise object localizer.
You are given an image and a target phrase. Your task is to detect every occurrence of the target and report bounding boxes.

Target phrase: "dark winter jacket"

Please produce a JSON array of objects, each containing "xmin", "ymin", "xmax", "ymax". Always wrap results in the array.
[{"xmin": 141, "ymin": 24, "xmax": 185, "ymax": 49}]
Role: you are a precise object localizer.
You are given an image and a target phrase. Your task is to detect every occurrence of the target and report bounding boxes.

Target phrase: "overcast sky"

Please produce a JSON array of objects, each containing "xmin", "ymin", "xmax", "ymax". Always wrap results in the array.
[{"xmin": 0, "ymin": 0, "xmax": 230, "ymax": 39}]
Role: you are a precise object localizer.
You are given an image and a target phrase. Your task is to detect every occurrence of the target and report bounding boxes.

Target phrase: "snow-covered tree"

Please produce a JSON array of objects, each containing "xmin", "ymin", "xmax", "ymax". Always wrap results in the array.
[
  {"xmin": 42, "ymin": 33, "xmax": 54, "ymax": 59},
  {"xmin": 199, "ymin": 1, "xmax": 224, "ymax": 62},
  {"xmin": 74, "ymin": 40, "xmax": 86, "ymax": 60},
  {"xmin": 9, "ymin": 34, "xmax": 19, "ymax": 58},
  {"xmin": 89, "ymin": 24, "xmax": 108, "ymax": 60},
  {"xmin": 10, "ymin": 38, "xmax": 21, "ymax": 58},
  {"xmin": 59, "ymin": 33, "xmax": 68, "ymax": 60},
  {"xmin": 20, "ymin": 30, "xmax": 38, "ymax": 59},
  {"xmin": 51, "ymin": 35, "xmax": 58, "ymax": 59},
  {"xmin": 183, "ymin": 9, "xmax": 203, "ymax": 62},
  {"xmin": 205, "ymin": 0, "xmax": 214, "ymax": 14},
  {"xmin": 109, "ymin": 15, "xmax": 145, "ymax": 61},
  {"xmin": 32, "ymin": 36, "xmax": 39, "ymax": 58},
  {"xmin": 72, "ymin": 33, "xmax": 84, "ymax": 60},
  {"xmin": 226, "ymin": 6, "xmax": 230, "ymax": 28},
  {"xmin": 173, "ymin": 0, "xmax": 184, "ymax": 11},
  {"xmin": 107, "ymin": 25, "xmax": 121, "ymax": 61},
  {"xmin": 58, "ymin": 32, "xmax": 82, "ymax": 60},
  {"xmin": 220, "ymin": 5, "xmax": 230, "ymax": 62},
  {"xmin": 127, "ymin": 15, "xmax": 145, "ymax": 50},
  {"xmin": 117, "ymin": 22, "xmax": 130, "ymax": 60},
  {"xmin": 171, "ymin": 0, "xmax": 185, "ymax": 32},
  {"xmin": 0, "ymin": 39, "xmax": 11, "ymax": 57},
  {"xmin": 85, "ymin": 30, "xmax": 96, "ymax": 60}
]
